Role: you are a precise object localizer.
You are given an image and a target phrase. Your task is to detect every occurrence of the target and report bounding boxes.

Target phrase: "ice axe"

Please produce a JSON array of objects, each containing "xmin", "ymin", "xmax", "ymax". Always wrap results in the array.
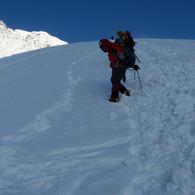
[
  {"xmin": 136, "ymin": 69, "xmax": 142, "ymax": 89},
  {"xmin": 133, "ymin": 65, "xmax": 142, "ymax": 90}
]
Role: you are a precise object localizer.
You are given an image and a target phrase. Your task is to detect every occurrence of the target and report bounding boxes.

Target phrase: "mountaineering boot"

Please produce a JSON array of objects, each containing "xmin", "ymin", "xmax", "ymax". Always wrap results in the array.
[
  {"xmin": 109, "ymin": 92, "xmax": 119, "ymax": 103},
  {"xmin": 108, "ymin": 97, "xmax": 119, "ymax": 103},
  {"xmin": 123, "ymin": 90, "xmax": 130, "ymax": 96},
  {"xmin": 118, "ymin": 85, "xmax": 130, "ymax": 96}
]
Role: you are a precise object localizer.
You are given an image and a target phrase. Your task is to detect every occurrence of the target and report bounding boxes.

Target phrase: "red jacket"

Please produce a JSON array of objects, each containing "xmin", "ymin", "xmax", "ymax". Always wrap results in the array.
[
  {"xmin": 99, "ymin": 39, "xmax": 125, "ymax": 68},
  {"xmin": 108, "ymin": 42, "xmax": 125, "ymax": 68}
]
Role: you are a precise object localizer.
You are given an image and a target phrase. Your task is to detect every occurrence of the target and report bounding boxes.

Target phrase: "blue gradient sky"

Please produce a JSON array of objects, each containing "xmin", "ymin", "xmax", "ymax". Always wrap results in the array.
[{"xmin": 1, "ymin": 0, "xmax": 195, "ymax": 43}]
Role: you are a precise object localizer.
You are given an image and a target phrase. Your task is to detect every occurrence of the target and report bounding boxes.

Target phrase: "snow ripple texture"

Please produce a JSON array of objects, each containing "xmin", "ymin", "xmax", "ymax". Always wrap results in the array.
[{"xmin": 0, "ymin": 39, "xmax": 194, "ymax": 195}]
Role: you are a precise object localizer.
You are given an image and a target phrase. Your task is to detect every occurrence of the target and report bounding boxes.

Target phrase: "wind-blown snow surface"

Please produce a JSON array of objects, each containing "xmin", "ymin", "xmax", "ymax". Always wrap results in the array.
[{"xmin": 0, "ymin": 39, "xmax": 195, "ymax": 195}]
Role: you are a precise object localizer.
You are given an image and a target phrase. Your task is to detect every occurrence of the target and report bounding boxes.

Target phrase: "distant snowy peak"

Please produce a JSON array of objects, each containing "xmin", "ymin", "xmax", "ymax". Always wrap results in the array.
[
  {"xmin": 0, "ymin": 20, "xmax": 7, "ymax": 29},
  {"xmin": 0, "ymin": 20, "xmax": 68, "ymax": 58}
]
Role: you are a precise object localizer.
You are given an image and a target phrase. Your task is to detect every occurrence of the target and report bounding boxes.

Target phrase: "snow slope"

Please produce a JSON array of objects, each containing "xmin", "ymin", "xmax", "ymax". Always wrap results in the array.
[
  {"xmin": 0, "ymin": 39, "xmax": 195, "ymax": 195},
  {"xmin": 0, "ymin": 20, "xmax": 67, "ymax": 58}
]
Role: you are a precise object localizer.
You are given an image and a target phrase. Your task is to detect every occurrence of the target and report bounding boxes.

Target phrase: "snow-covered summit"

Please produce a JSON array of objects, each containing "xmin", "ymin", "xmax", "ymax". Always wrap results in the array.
[
  {"xmin": 0, "ymin": 20, "xmax": 7, "ymax": 29},
  {"xmin": 0, "ymin": 20, "xmax": 67, "ymax": 58}
]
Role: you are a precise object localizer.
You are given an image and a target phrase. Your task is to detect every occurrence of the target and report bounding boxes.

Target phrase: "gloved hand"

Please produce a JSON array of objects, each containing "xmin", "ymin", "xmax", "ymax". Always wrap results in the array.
[
  {"xmin": 117, "ymin": 52, "xmax": 126, "ymax": 60},
  {"xmin": 133, "ymin": 65, "xmax": 140, "ymax": 71}
]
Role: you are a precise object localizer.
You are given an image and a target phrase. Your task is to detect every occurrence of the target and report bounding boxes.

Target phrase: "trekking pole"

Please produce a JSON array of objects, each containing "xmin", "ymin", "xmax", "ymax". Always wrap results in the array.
[
  {"xmin": 135, "ymin": 55, "xmax": 140, "ymax": 63},
  {"xmin": 136, "ymin": 70, "xmax": 142, "ymax": 89}
]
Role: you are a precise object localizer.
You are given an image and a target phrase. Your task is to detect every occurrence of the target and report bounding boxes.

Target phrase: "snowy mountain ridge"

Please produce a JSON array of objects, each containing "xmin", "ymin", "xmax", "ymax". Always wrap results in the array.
[
  {"xmin": 0, "ymin": 20, "xmax": 67, "ymax": 58},
  {"xmin": 0, "ymin": 39, "xmax": 195, "ymax": 195}
]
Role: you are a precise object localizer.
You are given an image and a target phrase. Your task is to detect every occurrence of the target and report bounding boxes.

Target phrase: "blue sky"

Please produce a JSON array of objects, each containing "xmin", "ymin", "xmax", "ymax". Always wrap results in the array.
[{"xmin": 1, "ymin": 0, "xmax": 195, "ymax": 43}]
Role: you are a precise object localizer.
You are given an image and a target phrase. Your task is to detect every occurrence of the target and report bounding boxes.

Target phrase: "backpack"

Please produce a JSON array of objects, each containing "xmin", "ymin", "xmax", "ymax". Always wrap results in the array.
[
  {"xmin": 116, "ymin": 31, "xmax": 135, "ymax": 50},
  {"xmin": 115, "ymin": 31, "xmax": 136, "ymax": 68}
]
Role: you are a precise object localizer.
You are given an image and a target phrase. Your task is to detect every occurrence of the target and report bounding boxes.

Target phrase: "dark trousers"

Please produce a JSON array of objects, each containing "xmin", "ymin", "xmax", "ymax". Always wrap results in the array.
[{"xmin": 110, "ymin": 65, "xmax": 128, "ymax": 98}]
